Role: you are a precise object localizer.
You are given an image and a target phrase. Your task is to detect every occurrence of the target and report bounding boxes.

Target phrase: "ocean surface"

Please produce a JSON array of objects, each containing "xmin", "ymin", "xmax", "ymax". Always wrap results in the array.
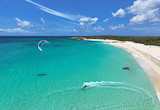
[{"xmin": 0, "ymin": 37, "xmax": 160, "ymax": 110}]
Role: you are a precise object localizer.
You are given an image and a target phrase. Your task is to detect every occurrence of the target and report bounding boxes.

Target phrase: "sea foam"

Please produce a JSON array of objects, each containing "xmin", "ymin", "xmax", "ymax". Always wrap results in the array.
[
  {"xmin": 132, "ymin": 53, "xmax": 153, "ymax": 76},
  {"xmin": 83, "ymin": 81, "xmax": 155, "ymax": 101}
]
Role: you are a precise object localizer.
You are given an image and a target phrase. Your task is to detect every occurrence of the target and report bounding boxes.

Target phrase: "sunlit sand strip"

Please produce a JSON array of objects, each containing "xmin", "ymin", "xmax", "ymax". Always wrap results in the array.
[{"xmin": 85, "ymin": 39, "xmax": 160, "ymax": 101}]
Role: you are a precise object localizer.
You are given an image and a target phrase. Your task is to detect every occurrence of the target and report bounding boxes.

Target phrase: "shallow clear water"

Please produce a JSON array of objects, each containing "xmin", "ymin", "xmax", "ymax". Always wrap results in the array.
[{"xmin": 0, "ymin": 37, "xmax": 160, "ymax": 110}]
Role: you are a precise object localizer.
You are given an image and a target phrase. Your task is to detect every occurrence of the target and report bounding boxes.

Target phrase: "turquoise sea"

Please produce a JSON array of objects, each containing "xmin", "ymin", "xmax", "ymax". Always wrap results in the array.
[{"xmin": 0, "ymin": 37, "xmax": 160, "ymax": 110}]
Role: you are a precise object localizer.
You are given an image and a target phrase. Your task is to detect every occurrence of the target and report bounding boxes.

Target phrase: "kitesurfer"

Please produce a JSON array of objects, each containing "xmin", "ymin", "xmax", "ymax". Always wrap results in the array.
[
  {"xmin": 123, "ymin": 67, "xmax": 129, "ymax": 70},
  {"xmin": 82, "ymin": 85, "xmax": 87, "ymax": 88}
]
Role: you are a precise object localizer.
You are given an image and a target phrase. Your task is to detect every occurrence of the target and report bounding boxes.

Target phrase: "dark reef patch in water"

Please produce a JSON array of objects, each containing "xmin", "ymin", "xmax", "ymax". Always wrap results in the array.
[{"xmin": 36, "ymin": 74, "xmax": 47, "ymax": 76}]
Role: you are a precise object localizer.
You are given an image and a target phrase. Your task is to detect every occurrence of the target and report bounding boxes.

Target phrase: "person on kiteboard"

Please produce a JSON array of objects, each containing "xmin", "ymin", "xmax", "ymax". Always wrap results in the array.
[
  {"xmin": 123, "ymin": 67, "xmax": 129, "ymax": 70},
  {"xmin": 82, "ymin": 85, "xmax": 87, "ymax": 88}
]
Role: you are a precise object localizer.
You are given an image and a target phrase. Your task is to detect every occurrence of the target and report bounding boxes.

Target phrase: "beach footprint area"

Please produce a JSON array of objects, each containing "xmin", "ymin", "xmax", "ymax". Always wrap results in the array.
[{"xmin": 0, "ymin": 37, "xmax": 160, "ymax": 110}]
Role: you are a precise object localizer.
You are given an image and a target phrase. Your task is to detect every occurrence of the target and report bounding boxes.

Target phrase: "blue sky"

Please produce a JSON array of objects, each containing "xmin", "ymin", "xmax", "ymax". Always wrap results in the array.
[{"xmin": 0, "ymin": 0, "xmax": 160, "ymax": 36}]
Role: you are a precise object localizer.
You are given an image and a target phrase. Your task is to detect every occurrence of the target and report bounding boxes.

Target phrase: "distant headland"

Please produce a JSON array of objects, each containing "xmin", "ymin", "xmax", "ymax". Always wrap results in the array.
[{"xmin": 70, "ymin": 35, "xmax": 160, "ymax": 46}]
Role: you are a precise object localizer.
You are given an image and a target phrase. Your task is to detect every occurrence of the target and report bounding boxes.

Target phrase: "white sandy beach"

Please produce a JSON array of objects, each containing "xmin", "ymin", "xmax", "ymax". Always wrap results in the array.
[{"xmin": 86, "ymin": 39, "xmax": 160, "ymax": 101}]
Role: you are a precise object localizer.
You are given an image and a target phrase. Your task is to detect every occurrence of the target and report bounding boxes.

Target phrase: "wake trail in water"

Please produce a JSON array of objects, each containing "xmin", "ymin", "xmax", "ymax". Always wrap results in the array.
[
  {"xmin": 22, "ymin": 81, "xmax": 157, "ymax": 108},
  {"xmin": 80, "ymin": 101, "xmax": 152, "ymax": 110},
  {"xmin": 81, "ymin": 81, "xmax": 158, "ymax": 109},
  {"xmin": 48, "ymin": 81, "xmax": 155, "ymax": 100},
  {"xmin": 83, "ymin": 81, "xmax": 155, "ymax": 100}
]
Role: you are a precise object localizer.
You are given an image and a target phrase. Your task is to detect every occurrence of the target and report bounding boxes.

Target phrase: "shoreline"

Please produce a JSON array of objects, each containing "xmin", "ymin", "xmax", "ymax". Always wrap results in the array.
[{"xmin": 86, "ymin": 39, "xmax": 160, "ymax": 101}]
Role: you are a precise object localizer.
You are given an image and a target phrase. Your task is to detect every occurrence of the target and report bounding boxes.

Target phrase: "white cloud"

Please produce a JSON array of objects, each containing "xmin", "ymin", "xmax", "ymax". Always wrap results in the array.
[
  {"xmin": 80, "ymin": 22, "xmax": 85, "ymax": 26},
  {"xmin": 109, "ymin": 24, "xmax": 125, "ymax": 30},
  {"xmin": 78, "ymin": 17, "xmax": 98, "ymax": 29},
  {"xmin": 111, "ymin": 0, "xmax": 160, "ymax": 24},
  {"xmin": 112, "ymin": 8, "xmax": 125, "ymax": 18},
  {"xmin": 25, "ymin": 0, "xmax": 83, "ymax": 21},
  {"xmin": 0, "ymin": 28, "xmax": 32, "ymax": 33},
  {"xmin": 79, "ymin": 17, "xmax": 91, "ymax": 22},
  {"xmin": 79, "ymin": 17, "xmax": 98, "ymax": 25},
  {"xmin": 40, "ymin": 17, "xmax": 45, "ymax": 24},
  {"xmin": 127, "ymin": 0, "xmax": 160, "ymax": 24},
  {"xmin": 15, "ymin": 17, "xmax": 34, "ymax": 28},
  {"xmin": 93, "ymin": 26, "xmax": 105, "ymax": 32},
  {"xmin": 42, "ymin": 27, "xmax": 45, "ymax": 31},
  {"xmin": 103, "ymin": 18, "xmax": 110, "ymax": 22},
  {"xmin": 127, "ymin": 0, "xmax": 160, "ymax": 15},
  {"xmin": 89, "ymin": 17, "xmax": 98, "ymax": 25},
  {"xmin": 73, "ymin": 29, "xmax": 78, "ymax": 32},
  {"xmin": 129, "ymin": 8, "xmax": 159, "ymax": 24}
]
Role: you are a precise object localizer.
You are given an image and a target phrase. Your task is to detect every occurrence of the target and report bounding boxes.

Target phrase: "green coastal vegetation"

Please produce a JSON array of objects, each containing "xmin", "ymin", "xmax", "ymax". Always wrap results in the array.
[
  {"xmin": 71, "ymin": 36, "xmax": 160, "ymax": 46},
  {"xmin": 85, "ymin": 36, "xmax": 160, "ymax": 46}
]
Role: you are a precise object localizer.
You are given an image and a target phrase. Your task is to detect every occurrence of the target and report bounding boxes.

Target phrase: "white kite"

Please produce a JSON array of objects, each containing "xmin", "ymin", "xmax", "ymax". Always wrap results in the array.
[{"xmin": 38, "ymin": 40, "xmax": 49, "ymax": 51}]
